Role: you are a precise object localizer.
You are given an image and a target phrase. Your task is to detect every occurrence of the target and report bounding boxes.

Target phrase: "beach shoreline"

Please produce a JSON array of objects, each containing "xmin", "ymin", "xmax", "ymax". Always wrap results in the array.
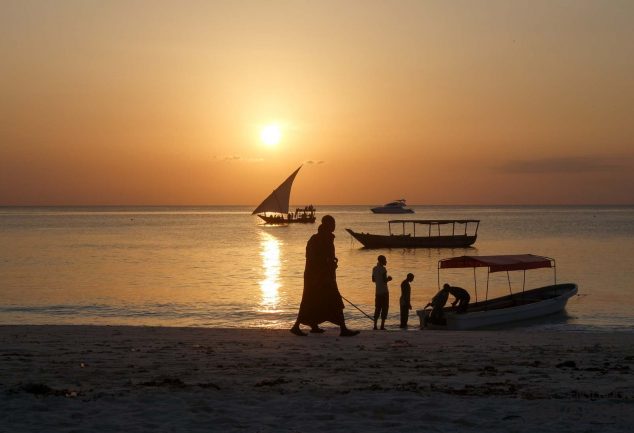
[{"xmin": 1, "ymin": 325, "xmax": 633, "ymax": 432}]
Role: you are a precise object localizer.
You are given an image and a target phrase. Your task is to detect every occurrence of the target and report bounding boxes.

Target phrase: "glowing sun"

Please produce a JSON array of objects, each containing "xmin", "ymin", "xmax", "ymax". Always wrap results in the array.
[{"xmin": 260, "ymin": 124, "xmax": 282, "ymax": 146}]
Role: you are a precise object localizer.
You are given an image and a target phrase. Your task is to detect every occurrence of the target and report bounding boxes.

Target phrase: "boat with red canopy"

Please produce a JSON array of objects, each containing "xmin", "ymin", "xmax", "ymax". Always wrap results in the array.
[{"xmin": 417, "ymin": 254, "xmax": 578, "ymax": 330}]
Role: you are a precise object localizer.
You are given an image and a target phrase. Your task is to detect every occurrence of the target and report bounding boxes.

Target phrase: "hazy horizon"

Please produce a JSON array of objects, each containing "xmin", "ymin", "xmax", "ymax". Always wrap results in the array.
[
  {"xmin": 2, "ymin": 1, "xmax": 633, "ymax": 206},
  {"xmin": 1, "ymin": 203, "xmax": 633, "ymax": 208}
]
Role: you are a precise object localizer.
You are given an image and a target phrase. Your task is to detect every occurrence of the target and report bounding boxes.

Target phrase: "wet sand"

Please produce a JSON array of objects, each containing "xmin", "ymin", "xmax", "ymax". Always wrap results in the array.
[{"xmin": 1, "ymin": 325, "xmax": 633, "ymax": 432}]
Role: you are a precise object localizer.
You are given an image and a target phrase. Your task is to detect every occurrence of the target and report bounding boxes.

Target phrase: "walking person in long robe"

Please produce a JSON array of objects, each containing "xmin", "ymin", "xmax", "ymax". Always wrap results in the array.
[{"xmin": 290, "ymin": 215, "xmax": 360, "ymax": 337}]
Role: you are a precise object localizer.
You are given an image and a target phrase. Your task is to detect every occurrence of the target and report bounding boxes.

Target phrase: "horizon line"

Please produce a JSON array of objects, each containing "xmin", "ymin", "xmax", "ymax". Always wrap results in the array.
[{"xmin": 1, "ymin": 203, "xmax": 633, "ymax": 208}]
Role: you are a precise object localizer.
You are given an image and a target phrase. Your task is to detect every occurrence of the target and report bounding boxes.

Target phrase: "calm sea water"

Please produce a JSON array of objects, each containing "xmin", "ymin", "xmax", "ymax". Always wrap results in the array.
[{"xmin": 1, "ymin": 206, "xmax": 633, "ymax": 332}]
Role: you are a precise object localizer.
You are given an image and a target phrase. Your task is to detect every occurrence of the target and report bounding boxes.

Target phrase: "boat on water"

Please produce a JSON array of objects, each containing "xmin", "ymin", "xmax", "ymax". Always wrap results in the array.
[
  {"xmin": 371, "ymin": 199, "xmax": 414, "ymax": 214},
  {"xmin": 346, "ymin": 219, "xmax": 479, "ymax": 248},
  {"xmin": 252, "ymin": 166, "xmax": 316, "ymax": 224},
  {"xmin": 417, "ymin": 254, "xmax": 578, "ymax": 330}
]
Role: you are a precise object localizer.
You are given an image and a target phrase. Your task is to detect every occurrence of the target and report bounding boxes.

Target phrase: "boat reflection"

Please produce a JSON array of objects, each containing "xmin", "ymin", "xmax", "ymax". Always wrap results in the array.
[{"xmin": 259, "ymin": 231, "xmax": 282, "ymax": 309}]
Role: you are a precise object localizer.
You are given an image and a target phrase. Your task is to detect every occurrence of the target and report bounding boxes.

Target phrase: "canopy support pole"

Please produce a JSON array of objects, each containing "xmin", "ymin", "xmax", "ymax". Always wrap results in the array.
[
  {"xmin": 473, "ymin": 267, "xmax": 478, "ymax": 304},
  {"xmin": 553, "ymin": 259, "xmax": 557, "ymax": 296},
  {"xmin": 507, "ymin": 271, "xmax": 513, "ymax": 296},
  {"xmin": 437, "ymin": 261, "xmax": 441, "ymax": 289},
  {"xmin": 485, "ymin": 268, "xmax": 490, "ymax": 310}
]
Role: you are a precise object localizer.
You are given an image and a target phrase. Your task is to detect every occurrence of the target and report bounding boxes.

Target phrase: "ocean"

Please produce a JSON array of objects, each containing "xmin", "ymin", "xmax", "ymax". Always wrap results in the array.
[{"xmin": 1, "ymin": 205, "xmax": 633, "ymax": 332}]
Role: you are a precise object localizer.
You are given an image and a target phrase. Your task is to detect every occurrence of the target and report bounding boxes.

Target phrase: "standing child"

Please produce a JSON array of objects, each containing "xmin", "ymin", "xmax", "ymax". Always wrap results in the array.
[
  {"xmin": 399, "ymin": 273, "xmax": 415, "ymax": 328},
  {"xmin": 372, "ymin": 255, "xmax": 392, "ymax": 330}
]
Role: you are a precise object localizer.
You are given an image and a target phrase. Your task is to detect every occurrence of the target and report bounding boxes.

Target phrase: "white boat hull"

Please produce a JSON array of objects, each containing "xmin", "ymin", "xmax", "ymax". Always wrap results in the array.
[
  {"xmin": 371, "ymin": 208, "xmax": 414, "ymax": 214},
  {"xmin": 370, "ymin": 200, "xmax": 414, "ymax": 214},
  {"xmin": 417, "ymin": 283, "xmax": 577, "ymax": 330}
]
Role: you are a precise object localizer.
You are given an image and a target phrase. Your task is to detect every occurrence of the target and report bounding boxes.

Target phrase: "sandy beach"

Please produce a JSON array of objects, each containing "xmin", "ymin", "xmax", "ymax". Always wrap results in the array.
[{"xmin": 0, "ymin": 325, "xmax": 632, "ymax": 432}]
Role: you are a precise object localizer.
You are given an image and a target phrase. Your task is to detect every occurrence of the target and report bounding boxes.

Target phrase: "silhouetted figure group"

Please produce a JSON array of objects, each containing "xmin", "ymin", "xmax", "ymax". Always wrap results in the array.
[
  {"xmin": 293, "ymin": 205, "xmax": 315, "ymax": 221},
  {"xmin": 290, "ymin": 215, "xmax": 472, "ymax": 335},
  {"xmin": 425, "ymin": 283, "xmax": 471, "ymax": 325},
  {"xmin": 370, "ymin": 255, "xmax": 416, "ymax": 329}
]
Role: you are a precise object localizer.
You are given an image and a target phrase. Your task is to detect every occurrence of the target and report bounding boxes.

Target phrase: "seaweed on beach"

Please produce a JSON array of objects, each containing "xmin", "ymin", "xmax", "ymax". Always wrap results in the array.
[
  {"xmin": 431, "ymin": 381, "xmax": 521, "ymax": 397},
  {"xmin": 139, "ymin": 377, "xmax": 187, "ymax": 388},
  {"xmin": 254, "ymin": 377, "xmax": 290, "ymax": 387},
  {"xmin": 556, "ymin": 360, "xmax": 578, "ymax": 369},
  {"xmin": 17, "ymin": 383, "xmax": 80, "ymax": 397}
]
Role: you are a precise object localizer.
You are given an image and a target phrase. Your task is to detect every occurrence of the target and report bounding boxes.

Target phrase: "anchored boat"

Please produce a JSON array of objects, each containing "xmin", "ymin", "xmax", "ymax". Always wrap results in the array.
[
  {"xmin": 417, "ymin": 254, "xmax": 578, "ymax": 330},
  {"xmin": 370, "ymin": 199, "xmax": 414, "ymax": 214},
  {"xmin": 346, "ymin": 219, "xmax": 479, "ymax": 248},
  {"xmin": 252, "ymin": 166, "xmax": 316, "ymax": 224}
]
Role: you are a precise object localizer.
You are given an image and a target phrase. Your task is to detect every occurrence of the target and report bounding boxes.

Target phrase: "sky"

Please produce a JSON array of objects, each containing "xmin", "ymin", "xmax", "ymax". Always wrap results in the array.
[{"xmin": 1, "ymin": 0, "xmax": 633, "ymax": 205}]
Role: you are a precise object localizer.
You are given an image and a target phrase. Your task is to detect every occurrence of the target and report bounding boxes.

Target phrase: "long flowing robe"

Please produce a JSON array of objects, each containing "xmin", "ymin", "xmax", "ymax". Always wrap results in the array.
[{"xmin": 296, "ymin": 225, "xmax": 345, "ymax": 326}]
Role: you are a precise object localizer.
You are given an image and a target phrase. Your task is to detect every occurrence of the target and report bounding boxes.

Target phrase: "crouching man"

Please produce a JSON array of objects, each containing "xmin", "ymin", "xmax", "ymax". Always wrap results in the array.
[{"xmin": 444, "ymin": 283, "xmax": 470, "ymax": 313}]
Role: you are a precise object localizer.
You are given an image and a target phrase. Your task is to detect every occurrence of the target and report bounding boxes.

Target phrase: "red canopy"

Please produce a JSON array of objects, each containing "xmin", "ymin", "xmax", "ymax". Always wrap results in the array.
[{"xmin": 439, "ymin": 254, "xmax": 554, "ymax": 273}]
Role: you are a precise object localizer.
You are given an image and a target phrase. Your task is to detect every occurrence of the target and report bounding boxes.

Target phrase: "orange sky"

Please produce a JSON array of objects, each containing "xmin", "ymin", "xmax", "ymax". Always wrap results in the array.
[{"xmin": 1, "ymin": 1, "xmax": 633, "ymax": 205}]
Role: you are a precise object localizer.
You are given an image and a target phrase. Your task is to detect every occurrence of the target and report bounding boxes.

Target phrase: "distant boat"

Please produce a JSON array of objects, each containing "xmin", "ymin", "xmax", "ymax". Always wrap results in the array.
[
  {"xmin": 346, "ymin": 219, "xmax": 479, "ymax": 248},
  {"xmin": 252, "ymin": 166, "xmax": 316, "ymax": 224},
  {"xmin": 417, "ymin": 254, "xmax": 578, "ymax": 330},
  {"xmin": 370, "ymin": 199, "xmax": 414, "ymax": 214}
]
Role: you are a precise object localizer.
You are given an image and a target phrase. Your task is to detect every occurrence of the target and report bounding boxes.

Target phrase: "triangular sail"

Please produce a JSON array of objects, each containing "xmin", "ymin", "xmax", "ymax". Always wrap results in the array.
[{"xmin": 252, "ymin": 166, "xmax": 302, "ymax": 215}]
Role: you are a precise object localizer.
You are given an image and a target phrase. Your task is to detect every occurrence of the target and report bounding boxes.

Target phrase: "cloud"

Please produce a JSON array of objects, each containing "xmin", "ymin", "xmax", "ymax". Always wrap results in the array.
[
  {"xmin": 305, "ymin": 160, "xmax": 325, "ymax": 165},
  {"xmin": 213, "ymin": 155, "xmax": 263, "ymax": 163},
  {"xmin": 497, "ymin": 156, "xmax": 628, "ymax": 174}
]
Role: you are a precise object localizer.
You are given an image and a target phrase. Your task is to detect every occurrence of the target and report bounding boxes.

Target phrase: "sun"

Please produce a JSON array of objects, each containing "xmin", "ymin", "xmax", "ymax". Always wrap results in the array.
[{"xmin": 260, "ymin": 124, "xmax": 282, "ymax": 147}]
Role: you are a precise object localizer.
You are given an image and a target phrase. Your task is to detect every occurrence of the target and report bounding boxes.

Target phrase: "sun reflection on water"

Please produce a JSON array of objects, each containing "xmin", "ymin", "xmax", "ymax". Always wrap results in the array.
[{"xmin": 259, "ymin": 232, "xmax": 281, "ymax": 309}]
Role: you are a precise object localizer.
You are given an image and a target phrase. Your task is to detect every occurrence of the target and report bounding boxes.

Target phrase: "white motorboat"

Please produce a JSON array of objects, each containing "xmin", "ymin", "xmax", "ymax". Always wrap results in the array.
[
  {"xmin": 417, "ymin": 254, "xmax": 578, "ymax": 330},
  {"xmin": 370, "ymin": 199, "xmax": 414, "ymax": 214}
]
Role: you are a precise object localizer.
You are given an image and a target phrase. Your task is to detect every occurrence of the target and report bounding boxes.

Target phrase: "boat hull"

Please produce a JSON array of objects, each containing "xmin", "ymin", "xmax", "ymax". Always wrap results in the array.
[
  {"xmin": 258, "ymin": 214, "xmax": 316, "ymax": 224},
  {"xmin": 346, "ymin": 228, "xmax": 476, "ymax": 248},
  {"xmin": 416, "ymin": 283, "xmax": 578, "ymax": 330},
  {"xmin": 370, "ymin": 208, "xmax": 414, "ymax": 214}
]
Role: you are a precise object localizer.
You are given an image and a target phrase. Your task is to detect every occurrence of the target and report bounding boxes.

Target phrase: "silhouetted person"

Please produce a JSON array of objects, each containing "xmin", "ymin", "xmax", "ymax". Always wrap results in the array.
[
  {"xmin": 372, "ymin": 255, "xmax": 392, "ymax": 330},
  {"xmin": 425, "ymin": 287, "xmax": 449, "ymax": 325},
  {"xmin": 444, "ymin": 283, "xmax": 470, "ymax": 313},
  {"xmin": 290, "ymin": 215, "xmax": 359, "ymax": 337},
  {"xmin": 424, "ymin": 283, "xmax": 471, "ymax": 325},
  {"xmin": 399, "ymin": 273, "xmax": 415, "ymax": 329}
]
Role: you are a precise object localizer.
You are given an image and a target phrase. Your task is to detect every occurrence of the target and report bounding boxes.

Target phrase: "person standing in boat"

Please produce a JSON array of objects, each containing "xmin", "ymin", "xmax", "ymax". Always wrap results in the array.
[
  {"xmin": 290, "ymin": 215, "xmax": 360, "ymax": 337},
  {"xmin": 372, "ymin": 255, "xmax": 392, "ymax": 330},
  {"xmin": 399, "ymin": 273, "xmax": 415, "ymax": 328}
]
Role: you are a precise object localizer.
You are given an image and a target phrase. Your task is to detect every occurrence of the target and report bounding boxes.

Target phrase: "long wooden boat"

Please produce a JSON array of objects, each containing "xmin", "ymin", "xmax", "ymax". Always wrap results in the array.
[
  {"xmin": 417, "ymin": 254, "xmax": 578, "ymax": 330},
  {"xmin": 346, "ymin": 219, "xmax": 479, "ymax": 248},
  {"xmin": 252, "ymin": 166, "xmax": 316, "ymax": 224}
]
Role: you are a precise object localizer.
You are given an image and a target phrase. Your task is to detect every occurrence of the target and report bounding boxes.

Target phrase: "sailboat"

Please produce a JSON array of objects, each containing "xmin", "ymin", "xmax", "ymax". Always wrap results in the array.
[{"xmin": 252, "ymin": 166, "xmax": 316, "ymax": 224}]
